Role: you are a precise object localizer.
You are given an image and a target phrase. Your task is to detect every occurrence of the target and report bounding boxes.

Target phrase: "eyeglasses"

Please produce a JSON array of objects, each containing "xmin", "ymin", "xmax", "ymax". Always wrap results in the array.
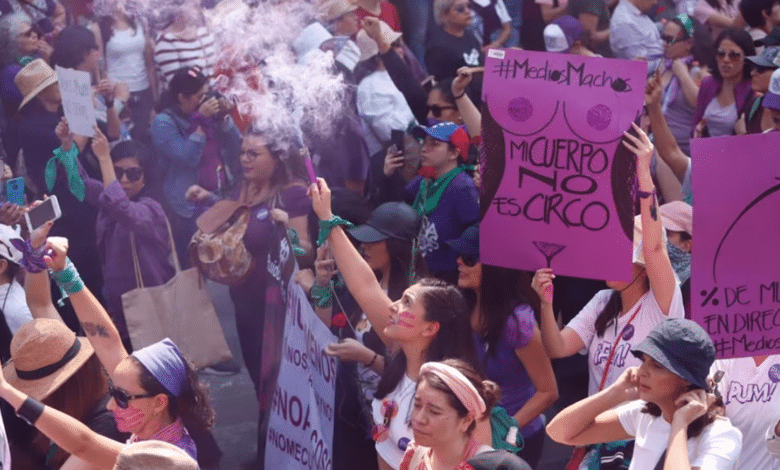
[
  {"xmin": 716, "ymin": 49, "xmax": 743, "ymax": 61},
  {"xmin": 427, "ymin": 104, "xmax": 457, "ymax": 118},
  {"xmin": 114, "ymin": 166, "xmax": 144, "ymax": 182},
  {"xmin": 20, "ymin": 27, "xmax": 39, "ymax": 38},
  {"xmin": 108, "ymin": 383, "xmax": 154, "ymax": 409},
  {"xmin": 452, "ymin": 4, "xmax": 471, "ymax": 13},
  {"xmin": 459, "ymin": 254, "xmax": 479, "ymax": 267},
  {"xmin": 661, "ymin": 34, "xmax": 685, "ymax": 45}
]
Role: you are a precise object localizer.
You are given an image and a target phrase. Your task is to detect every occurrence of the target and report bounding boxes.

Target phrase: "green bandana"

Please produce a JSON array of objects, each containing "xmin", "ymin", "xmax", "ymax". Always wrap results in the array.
[
  {"xmin": 412, "ymin": 166, "xmax": 464, "ymax": 217},
  {"xmin": 45, "ymin": 145, "xmax": 86, "ymax": 202}
]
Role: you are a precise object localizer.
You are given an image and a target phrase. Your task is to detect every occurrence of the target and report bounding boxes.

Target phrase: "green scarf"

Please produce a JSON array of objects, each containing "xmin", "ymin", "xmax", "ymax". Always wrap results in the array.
[
  {"xmin": 45, "ymin": 145, "xmax": 86, "ymax": 202},
  {"xmin": 412, "ymin": 166, "xmax": 464, "ymax": 217}
]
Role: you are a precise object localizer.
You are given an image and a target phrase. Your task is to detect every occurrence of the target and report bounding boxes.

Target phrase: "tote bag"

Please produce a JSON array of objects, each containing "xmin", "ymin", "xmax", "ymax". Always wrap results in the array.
[{"xmin": 123, "ymin": 218, "xmax": 233, "ymax": 369}]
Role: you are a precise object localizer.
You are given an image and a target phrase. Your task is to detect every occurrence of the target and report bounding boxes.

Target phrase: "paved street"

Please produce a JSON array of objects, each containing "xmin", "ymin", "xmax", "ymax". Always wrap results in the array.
[{"xmin": 202, "ymin": 281, "xmax": 580, "ymax": 470}]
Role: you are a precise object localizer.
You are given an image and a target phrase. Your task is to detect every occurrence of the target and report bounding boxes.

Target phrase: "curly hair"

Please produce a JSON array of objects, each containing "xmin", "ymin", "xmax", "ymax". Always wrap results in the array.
[{"xmin": 131, "ymin": 355, "xmax": 215, "ymax": 432}]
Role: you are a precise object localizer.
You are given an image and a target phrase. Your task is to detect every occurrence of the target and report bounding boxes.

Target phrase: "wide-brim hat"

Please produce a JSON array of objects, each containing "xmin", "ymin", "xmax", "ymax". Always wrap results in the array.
[
  {"xmin": 348, "ymin": 202, "xmax": 421, "ymax": 243},
  {"xmin": 445, "ymin": 224, "xmax": 479, "ymax": 257},
  {"xmin": 355, "ymin": 20, "xmax": 402, "ymax": 62},
  {"xmin": 319, "ymin": 0, "xmax": 358, "ymax": 23},
  {"xmin": 658, "ymin": 201, "xmax": 692, "ymax": 235},
  {"xmin": 114, "ymin": 441, "xmax": 198, "ymax": 470},
  {"xmin": 3, "ymin": 319, "xmax": 95, "ymax": 401},
  {"xmin": 14, "ymin": 58, "xmax": 58, "ymax": 110},
  {"xmin": 631, "ymin": 318, "xmax": 715, "ymax": 390}
]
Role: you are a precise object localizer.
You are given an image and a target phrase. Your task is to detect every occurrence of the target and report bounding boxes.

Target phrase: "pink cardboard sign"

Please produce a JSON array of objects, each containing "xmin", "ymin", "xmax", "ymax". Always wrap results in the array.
[
  {"xmin": 691, "ymin": 132, "xmax": 780, "ymax": 359},
  {"xmin": 479, "ymin": 49, "xmax": 645, "ymax": 281}
]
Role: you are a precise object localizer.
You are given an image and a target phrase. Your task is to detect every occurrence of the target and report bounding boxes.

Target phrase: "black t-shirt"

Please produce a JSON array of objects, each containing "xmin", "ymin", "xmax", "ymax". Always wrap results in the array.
[{"xmin": 425, "ymin": 26, "xmax": 484, "ymax": 81}]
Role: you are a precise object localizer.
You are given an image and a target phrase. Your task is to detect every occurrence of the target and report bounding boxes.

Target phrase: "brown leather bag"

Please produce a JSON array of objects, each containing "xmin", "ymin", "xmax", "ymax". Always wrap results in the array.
[{"xmin": 188, "ymin": 199, "xmax": 255, "ymax": 285}]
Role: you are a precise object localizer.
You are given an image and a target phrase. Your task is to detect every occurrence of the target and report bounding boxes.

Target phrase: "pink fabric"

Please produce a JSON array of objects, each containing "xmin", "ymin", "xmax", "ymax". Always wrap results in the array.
[{"xmin": 419, "ymin": 362, "xmax": 486, "ymax": 416}]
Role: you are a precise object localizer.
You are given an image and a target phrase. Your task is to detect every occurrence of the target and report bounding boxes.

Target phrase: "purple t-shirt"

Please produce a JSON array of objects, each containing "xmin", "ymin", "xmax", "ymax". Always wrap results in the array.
[
  {"xmin": 473, "ymin": 304, "xmax": 544, "ymax": 437},
  {"xmin": 404, "ymin": 172, "xmax": 479, "ymax": 274}
]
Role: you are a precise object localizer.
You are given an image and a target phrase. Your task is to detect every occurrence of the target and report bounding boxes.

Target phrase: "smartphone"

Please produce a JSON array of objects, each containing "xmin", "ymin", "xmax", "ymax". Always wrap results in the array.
[
  {"xmin": 25, "ymin": 195, "xmax": 61, "ymax": 233},
  {"xmin": 5, "ymin": 177, "xmax": 24, "ymax": 206},
  {"xmin": 391, "ymin": 129, "xmax": 405, "ymax": 157}
]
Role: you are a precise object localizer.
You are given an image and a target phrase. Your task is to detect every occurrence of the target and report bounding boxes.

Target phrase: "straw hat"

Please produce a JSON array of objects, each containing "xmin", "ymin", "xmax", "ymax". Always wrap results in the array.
[
  {"xmin": 319, "ymin": 0, "xmax": 358, "ymax": 23},
  {"xmin": 13, "ymin": 58, "xmax": 58, "ymax": 110},
  {"xmin": 3, "ymin": 319, "xmax": 95, "ymax": 401},
  {"xmin": 114, "ymin": 441, "xmax": 198, "ymax": 470}
]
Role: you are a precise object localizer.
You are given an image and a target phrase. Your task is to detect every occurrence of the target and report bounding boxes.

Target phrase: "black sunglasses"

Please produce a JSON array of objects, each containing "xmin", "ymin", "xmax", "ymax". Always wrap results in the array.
[
  {"xmin": 114, "ymin": 166, "xmax": 144, "ymax": 182},
  {"xmin": 661, "ymin": 34, "xmax": 685, "ymax": 45},
  {"xmin": 428, "ymin": 104, "xmax": 457, "ymax": 118},
  {"xmin": 109, "ymin": 383, "xmax": 154, "ymax": 409},
  {"xmin": 459, "ymin": 254, "xmax": 479, "ymax": 267},
  {"xmin": 452, "ymin": 4, "xmax": 471, "ymax": 13},
  {"xmin": 716, "ymin": 49, "xmax": 743, "ymax": 60}
]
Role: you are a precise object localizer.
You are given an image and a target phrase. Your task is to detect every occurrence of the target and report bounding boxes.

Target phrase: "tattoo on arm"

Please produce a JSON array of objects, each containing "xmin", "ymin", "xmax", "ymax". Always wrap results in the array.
[{"xmin": 82, "ymin": 321, "xmax": 111, "ymax": 338}]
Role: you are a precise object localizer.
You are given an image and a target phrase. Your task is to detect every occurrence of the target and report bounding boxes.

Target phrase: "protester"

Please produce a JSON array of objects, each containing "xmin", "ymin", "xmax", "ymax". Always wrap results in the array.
[
  {"xmin": 355, "ymin": 0, "xmax": 402, "ymax": 32},
  {"xmin": 320, "ymin": 0, "xmax": 362, "ymax": 37},
  {"xmin": 427, "ymin": 0, "xmax": 483, "ymax": 82},
  {"xmin": 310, "ymin": 177, "xmax": 477, "ymax": 470},
  {"xmin": 740, "ymin": 0, "xmax": 780, "ymax": 43},
  {"xmin": 609, "ymin": 0, "xmax": 663, "ymax": 64},
  {"xmin": 533, "ymin": 124, "xmax": 684, "ymax": 468},
  {"xmin": 544, "ymin": 15, "xmax": 600, "ymax": 57},
  {"xmin": 761, "ymin": 68, "xmax": 780, "ymax": 129},
  {"xmin": 567, "ymin": 0, "xmax": 612, "ymax": 57},
  {"xmin": 468, "ymin": 0, "xmax": 512, "ymax": 51},
  {"xmin": 26, "ymin": 236, "xmax": 219, "ymax": 468},
  {"xmin": 399, "ymin": 359, "xmax": 498, "ymax": 470},
  {"xmin": 693, "ymin": 28, "xmax": 756, "ymax": 137},
  {"xmin": 0, "ymin": 224, "xmax": 32, "ymax": 360},
  {"xmin": 547, "ymin": 318, "xmax": 743, "ymax": 470},
  {"xmin": 739, "ymin": 47, "xmax": 780, "ymax": 133},
  {"xmin": 150, "ymin": 65, "xmax": 241, "ymax": 266},
  {"xmin": 448, "ymin": 225, "xmax": 558, "ymax": 468},
  {"xmin": 693, "ymin": 0, "xmax": 745, "ymax": 40},
  {"xmin": 153, "ymin": 0, "xmax": 216, "ymax": 85}
]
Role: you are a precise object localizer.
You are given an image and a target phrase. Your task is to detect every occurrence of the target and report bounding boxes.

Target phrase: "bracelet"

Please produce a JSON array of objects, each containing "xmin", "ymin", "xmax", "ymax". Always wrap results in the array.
[
  {"xmin": 50, "ymin": 257, "xmax": 84, "ymax": 306},
  {"xmin": 317, "ymin": 215, "xmax": 355, "ymax": 246},
  {"xmin": 310, "ymin": 283, "xmax": 333, "ymax": 308},
  {"xmin": 453, "ymin": 91, "xmax": 466, "ymax": 100},
  {"xmin": 14, "ymin": 238, "xmax": 48, "ymax": 273},
  {"xmin": 287, "ymin": 228, "xmax": 307, "ymax": 257},
  {"xmin": 637, "ymin": 188, "xmax": 656, "ymax": 199},
  {"xmin": 16, "ymin": 397, "xmax": 45, "ymax": 426},
  {"xmin": 365, "ymin": 353, "xmax": 379, "ymax": 368}
]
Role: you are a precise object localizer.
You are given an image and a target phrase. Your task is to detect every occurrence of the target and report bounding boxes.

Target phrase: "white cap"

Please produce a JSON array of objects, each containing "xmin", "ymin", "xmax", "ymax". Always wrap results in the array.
[
  {"xmin": 0, "ymin": 224, "xmax": 23, "ymax": 264},
  {"xmin": 763, "ymin": 68, "xmax": 780, "ymax": 110},
  {"xmin": 544, "ymin": 24, "xmax": 569, "ymax": 53}
]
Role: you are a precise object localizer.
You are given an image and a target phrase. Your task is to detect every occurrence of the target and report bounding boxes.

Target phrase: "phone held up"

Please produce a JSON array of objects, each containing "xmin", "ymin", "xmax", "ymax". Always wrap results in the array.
[{"xmin": 26, "ymin": 196, "xmax": 62, "ymax": 233}]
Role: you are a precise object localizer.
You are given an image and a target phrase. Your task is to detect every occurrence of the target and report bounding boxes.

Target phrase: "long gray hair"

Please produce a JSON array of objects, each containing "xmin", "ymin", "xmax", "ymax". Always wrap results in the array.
[{"xmin": 0, "ymin": 12, "xmax": 31, "ymax": 67}]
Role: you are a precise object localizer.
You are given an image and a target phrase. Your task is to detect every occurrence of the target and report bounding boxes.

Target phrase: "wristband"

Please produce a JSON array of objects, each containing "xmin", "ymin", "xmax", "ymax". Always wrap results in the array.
[
  {"xmin": 16, "ymin": 397, "xmax": 45, "ymax": 426},
  {"xmin": 637, "ymin": 188, "xmax": 656, "ymax": 199},
  {"xmin": 310, "ymin": 283, "xmax": 333, "ymax": 308},
  {"xmin": 365, "ymin": 353, "xmax": 378, "ymax": 368},
  {"xmin": 317, "ymin": 215, "xmax": 355, "ymax": 246},
  {"xmin": 50, "ymin": 257, "xmax": 85, "ymax": 306},
  {"xmin": 453, "ymin": 92, "xmax": 466, "ymax": 100}
]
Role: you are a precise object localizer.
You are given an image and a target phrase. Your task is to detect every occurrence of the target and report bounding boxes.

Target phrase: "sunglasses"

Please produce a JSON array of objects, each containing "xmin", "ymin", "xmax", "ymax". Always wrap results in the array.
[
  {"xmin": 452, "ymin": 4, "xmax": 471, "ymax": 13},
  {"xmin": 754, "ymin": 64, "xmax": 776, "ymax": 74},
  {"xmin": 108, "ymin": 383, "xmax": 154, "ymax": 409},
  {"xmin": 459, "ymin": 254, "xmax": 479, "ymax": 267},
  {"xmin": 427, "ymin": 104, "xmax": 457, "ymax": 118},
  {"xmin": 21, "ymin": 27, "xmax": 40, "ymax": 38},
  {"xmin": 716, "ymin": 49, "xmax": 743, "ymax": 61},
  {"xmin": 661, "ymin": 34, "xmax": 685, "ymax": 45},
  {"xmin": 114, "ymin": 166, "xmax": 144, "ymax": 182}
]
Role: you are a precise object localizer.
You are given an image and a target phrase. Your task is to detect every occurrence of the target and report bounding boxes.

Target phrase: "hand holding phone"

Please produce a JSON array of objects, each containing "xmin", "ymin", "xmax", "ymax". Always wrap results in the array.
[
  {"xmin": 25, "ymin": 195, "xmax": 62, "ymax": 234},
  {"xmin": 391, "ymin": 129, "xmax": 405, "ymax": 157},
  {"xmin": 6, "ymin": 177, "xmax": 24, "ymax": 206}
]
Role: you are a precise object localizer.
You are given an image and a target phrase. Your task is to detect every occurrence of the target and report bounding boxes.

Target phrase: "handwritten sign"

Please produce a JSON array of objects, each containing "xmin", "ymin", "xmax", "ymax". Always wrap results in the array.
[
  {"xmin": 691, "ymin": 132, "xmax": 780, "ymax": 359},
  {"xmin": 55, "ymin": 66, "xmax": 96, "ymax": 137},
  {"xmin": 265, "ymin": 269, "xmax": 337, "ymax": 470},
  {"xmin": 479, "ymin": 49, "xmax": 646, "ymax": 281}
]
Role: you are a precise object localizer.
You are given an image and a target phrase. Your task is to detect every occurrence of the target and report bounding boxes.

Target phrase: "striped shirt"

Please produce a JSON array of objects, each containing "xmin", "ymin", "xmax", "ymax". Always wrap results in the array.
[{"xmin": 154, "ymin": 26, "xmax": 216, "ymax": 85}]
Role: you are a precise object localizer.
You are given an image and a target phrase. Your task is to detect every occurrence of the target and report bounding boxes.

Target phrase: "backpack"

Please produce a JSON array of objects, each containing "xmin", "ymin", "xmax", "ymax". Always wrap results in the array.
[{"xmin": 188, "ymin": 199, "xmax": 254, "ymax": 285}]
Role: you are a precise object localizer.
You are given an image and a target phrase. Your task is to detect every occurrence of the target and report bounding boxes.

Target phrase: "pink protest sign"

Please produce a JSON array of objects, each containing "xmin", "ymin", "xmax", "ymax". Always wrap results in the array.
[
  {"xmin": 479, "ymin": 49, "xmax": 646, "ymax": 281},
  {"xmin": 691, "ymin": 132, "xmax": 780, "ymax": 359}
]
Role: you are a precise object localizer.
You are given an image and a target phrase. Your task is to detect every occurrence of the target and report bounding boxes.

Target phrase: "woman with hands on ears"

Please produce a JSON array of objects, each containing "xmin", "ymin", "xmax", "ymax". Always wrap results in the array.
[
  {"xmin": 547, "ymin": 318, "xmax": 742, "ymax": 470},
  {"xmin": 309, "ymin": 177, "xmax": 478, "ymax": 470}
]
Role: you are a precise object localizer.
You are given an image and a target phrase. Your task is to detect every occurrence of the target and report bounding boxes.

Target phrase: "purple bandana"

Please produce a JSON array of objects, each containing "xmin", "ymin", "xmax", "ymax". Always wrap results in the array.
[{"xmin": 132, "ymin": 338, "xmax": 188, "ymax": 397}]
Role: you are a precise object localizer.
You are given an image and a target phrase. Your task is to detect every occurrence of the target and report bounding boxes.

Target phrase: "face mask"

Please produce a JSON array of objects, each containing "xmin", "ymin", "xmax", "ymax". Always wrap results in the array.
[
  {"xmin": 667, "ymin": 241, "xmax": 691, "ymax": 284},
  {"xmin": 113, "ymin": 405, "xmax": 146, "ymax": 433}
]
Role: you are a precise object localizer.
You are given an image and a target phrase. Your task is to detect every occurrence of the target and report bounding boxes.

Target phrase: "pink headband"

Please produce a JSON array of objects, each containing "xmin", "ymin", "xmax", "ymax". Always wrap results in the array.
[{"xmin": 419, "ymin": 362, "xmax": 486, "ymax": 417}]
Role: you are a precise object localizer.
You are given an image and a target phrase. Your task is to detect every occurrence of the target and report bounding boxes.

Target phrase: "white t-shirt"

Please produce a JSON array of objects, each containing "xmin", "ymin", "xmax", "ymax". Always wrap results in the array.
[
  {"xmin": 106, "ymin": 26, "xmax": 151, "ymax": 92},
  {"xmin": 356, "ymin": 70, "xmax": 415, "ymax": 156},
  {"xmin": 714, "ymin": 355, "xmax": 780, "ymax": 470},
  {"xmin": 0, "ymin": 281, "xmax": 32, "ymax": 334},
  {"xmin": 372, "ymin": 374, "xmax": 417, "ymax": 469},
  {"xmin": 567, "ymin": 286, "xmax": 684, "ymax": 396},
  {"xmin": 616, "ymin": 400, "xmax": 742, "ymax": 470}
]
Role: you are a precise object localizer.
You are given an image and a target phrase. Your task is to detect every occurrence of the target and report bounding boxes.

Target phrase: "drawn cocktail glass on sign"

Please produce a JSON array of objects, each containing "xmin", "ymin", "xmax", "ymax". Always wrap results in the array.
[{"xmin": 533, "ymin": 241, "xmax": 566, "ymax": 302}]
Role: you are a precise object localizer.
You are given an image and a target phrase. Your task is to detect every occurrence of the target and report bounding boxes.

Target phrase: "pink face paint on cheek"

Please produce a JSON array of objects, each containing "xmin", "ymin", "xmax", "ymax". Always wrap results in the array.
[
  {"xmin": 398, "ymin": 311, "xmax": 416, "ymax": 329},
  {"xmin": 112, "ymin": 405, "xmax": 146, "ymax": 433}
]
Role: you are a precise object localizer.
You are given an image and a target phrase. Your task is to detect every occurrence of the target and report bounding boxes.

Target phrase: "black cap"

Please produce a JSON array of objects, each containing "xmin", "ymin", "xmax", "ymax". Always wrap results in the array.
[
  {"xmin": 467, "ymin": 450, "xmax": 532, "ymax": 470},
  {"xmin": 445, "ymin": 224, "xmax": 479, "ymax": 257},
  {"xmin": 348, "ymin": 202, "xmax": 421, "ymax": 243},
  {"xmin": 631, "ymin": 318, "xmax": 716, "ymax": 390}
]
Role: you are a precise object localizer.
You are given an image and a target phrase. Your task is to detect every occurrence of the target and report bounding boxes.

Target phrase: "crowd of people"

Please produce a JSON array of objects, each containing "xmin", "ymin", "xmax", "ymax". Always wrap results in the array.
[{"xmin": 0, "ymin": 0, "xmax": 778, "ymax": 469}]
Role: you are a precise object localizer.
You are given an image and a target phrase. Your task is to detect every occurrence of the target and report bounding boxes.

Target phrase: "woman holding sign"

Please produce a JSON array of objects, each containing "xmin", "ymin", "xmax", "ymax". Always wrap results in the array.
[
  {"xmin": 533, "ymin": 124, "xmax": 684, "ymax": 468},
  {"xmin": 309, "ymin": 177, "xmax": 478, "ymax": 470}
]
